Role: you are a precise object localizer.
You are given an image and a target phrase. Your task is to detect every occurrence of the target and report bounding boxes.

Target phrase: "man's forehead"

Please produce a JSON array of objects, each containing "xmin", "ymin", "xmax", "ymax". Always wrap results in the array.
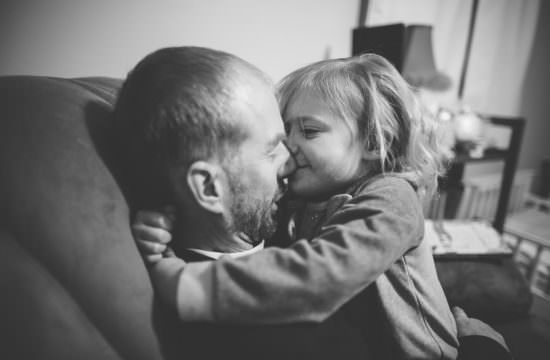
[
  {"xmin": 231, "ymin": 80, "xmax": 281, "ymax": 123},
  {"xmin": 230, "ymin": 74, "xmax": 273, "ymax": 105}
]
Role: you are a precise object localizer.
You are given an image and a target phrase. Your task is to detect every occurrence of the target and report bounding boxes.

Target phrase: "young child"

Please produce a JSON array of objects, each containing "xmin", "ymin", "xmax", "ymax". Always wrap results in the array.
[
  {"xmin": 136, "ymin": 54, "xmax": 458, "ymax": 359},
  {"xmin": 274, "ymin": 53, "xmax": 458, "ymax": 359}
]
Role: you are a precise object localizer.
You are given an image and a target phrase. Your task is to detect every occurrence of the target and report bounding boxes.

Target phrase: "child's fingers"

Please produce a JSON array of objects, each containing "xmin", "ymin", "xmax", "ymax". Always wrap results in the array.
[
  {"xmin": 134, "ymin": 210, "xmax": 173, "ymax": 230},
  {"xmin": 163, "ymin": 246, "xmax": 176, "ymax": 258},
  {"xmin": 136, "ymin": 239, "xmax": 167, "ymax": 254},
  {"xmin": 144, "ymin": 253, "xmax": 163, "ymax": 264},
  {"xmin": 451, "ymin": 306, "xmax": 468, "ymax": 321},
  {"xmin": 132, "ymin": 224, "xmax": 172, "ymax": 244}
]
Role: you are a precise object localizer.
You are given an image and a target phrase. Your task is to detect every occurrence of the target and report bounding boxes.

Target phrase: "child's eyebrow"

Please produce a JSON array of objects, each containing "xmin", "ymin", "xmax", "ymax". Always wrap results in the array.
[
  {"xmin": 285, "ymin": 115, "xmax": 321, "ymax": 123},
  {"xmin": 288, "ymin": 116, "xmax": 331, "ymax": 131}
]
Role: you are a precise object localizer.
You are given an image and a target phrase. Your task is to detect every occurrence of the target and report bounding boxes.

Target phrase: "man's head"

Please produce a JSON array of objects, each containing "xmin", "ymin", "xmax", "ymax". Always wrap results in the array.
[{"xmin": 115, "ymin": 46, "xmax": 292, "ymax": 248}]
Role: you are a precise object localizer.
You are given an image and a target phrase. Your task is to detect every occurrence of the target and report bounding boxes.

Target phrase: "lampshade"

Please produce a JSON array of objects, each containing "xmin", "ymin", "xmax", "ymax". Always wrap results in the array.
[
  {"xmin": 402, "ymin": 25, "xmax": 451, "ymax": 91},
  {"xmin": 352, "ymin": 23, "xmax": 451, "ymax": 91}
]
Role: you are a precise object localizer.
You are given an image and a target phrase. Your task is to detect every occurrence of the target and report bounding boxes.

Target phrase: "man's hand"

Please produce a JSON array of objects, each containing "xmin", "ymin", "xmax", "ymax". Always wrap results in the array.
[
  {"xmin": 453, "ymin": 306, "xmax": 509, "ymax": 351},
  {"xmin": 132, "ymin": 208, "xmax": 175, "ymax": 264}
]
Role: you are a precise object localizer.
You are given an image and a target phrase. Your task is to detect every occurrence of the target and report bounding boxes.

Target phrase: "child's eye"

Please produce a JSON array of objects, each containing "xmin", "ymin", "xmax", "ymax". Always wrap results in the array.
[{"xmin": 302, "ymin": 128, "xmax": 320, "ymax": 139}]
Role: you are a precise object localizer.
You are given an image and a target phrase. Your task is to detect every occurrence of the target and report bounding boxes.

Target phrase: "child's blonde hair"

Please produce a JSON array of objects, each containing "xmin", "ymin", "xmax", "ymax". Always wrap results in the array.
[{"xmin": 277, "ymin": 53, "xmax": 445, "ymax": 196}]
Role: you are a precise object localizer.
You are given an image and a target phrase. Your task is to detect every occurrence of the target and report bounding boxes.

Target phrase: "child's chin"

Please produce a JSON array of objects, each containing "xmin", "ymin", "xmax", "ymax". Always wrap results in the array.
[
  {"xmin": 288, "ymin": 181, "xmax": 306, "ymax": 195},
  {"xmin": 290, "ymin": 183, "xmax": 321, "ymax": 199}
]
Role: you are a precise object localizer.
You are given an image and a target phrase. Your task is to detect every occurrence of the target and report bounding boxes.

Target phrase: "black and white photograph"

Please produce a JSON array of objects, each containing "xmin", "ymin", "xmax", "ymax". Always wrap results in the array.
[{"xmin": 1, "ymin": 1, "xmax": 549, "ymax": 359}]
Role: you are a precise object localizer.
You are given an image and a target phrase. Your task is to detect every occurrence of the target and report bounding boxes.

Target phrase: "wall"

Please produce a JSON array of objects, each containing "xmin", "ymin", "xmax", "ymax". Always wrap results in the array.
[
  {"xmin": 0, "ymin": 0, "xmax": 358, "ymax": 82},
  {"xmin": 366, "ymin": 0, "xmax": 548, "ymax": 181},
  {"xmin": 469, "ymin": 1, "xmax": 550, "ymax": 187},
  {"xmin": 462, "ymin": 0, "xmax": 550, "ymax": 186},
  {"xmin": 1, "ymin": 0, "xmax": 548, "ymax": 178},
  {"xmin": 519, "ymin": 0, "xmax": 550, "ymax": 172}
]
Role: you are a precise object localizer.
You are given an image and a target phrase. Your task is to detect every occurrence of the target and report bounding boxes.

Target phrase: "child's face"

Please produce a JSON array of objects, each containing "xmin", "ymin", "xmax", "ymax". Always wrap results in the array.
[{"xmin": 283, "ymin": 91, "xmax": 366, "ymax": 200}]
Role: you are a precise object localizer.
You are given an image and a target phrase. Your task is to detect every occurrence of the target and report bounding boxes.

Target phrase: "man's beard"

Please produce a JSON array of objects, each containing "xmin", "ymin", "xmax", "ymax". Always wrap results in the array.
[{"xmin": 226, "ymin": 171, "xmax": 278, "ymax": 245}]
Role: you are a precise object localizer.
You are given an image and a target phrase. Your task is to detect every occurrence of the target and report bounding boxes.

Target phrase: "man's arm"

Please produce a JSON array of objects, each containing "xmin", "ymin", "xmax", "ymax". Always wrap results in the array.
[{"xmin": 174, "ymin": 178, "xmax": 424, "ymax": 323}]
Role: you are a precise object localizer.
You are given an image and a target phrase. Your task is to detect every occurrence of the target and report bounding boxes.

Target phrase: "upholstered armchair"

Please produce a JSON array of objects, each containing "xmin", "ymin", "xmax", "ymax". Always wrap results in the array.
[{"xmin": 0, "ymin": 76, "xmax": 172, "ymax": 360}]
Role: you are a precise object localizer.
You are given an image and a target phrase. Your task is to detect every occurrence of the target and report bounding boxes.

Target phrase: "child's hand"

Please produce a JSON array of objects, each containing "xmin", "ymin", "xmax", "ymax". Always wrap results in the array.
[{"xmin": 132, "ymin": 207, "xmax": 176, "ymax": 264}]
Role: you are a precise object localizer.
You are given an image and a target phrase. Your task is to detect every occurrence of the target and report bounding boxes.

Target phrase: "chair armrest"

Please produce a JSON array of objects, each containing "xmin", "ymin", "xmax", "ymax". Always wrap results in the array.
[
  {"xmin": 0, "ymin": 231, "xmax": 122, "ymax": 360},
  {"xmin": 435, "ymin": 257, "xmax": 532, "ymax": 322}
]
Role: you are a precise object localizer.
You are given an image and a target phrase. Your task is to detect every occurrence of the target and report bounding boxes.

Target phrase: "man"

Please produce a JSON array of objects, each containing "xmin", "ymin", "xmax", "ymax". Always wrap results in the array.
[
  {"xmin": 116, "ymin": 46, "xmax": 370, "ymax": 359},
  {"xmin": 120, "ymin": 46, "xmax": 511, "ymax": 359}
]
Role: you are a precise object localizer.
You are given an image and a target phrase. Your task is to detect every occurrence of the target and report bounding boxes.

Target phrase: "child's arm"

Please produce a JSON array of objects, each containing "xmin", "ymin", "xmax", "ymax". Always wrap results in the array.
[
  {"xmin": 138, "ymin": 177, "xmax": 424, "ymax": 324},
  {"xmin": 133, "ymin": 210, "xmax": 185, "ymax": 310}
]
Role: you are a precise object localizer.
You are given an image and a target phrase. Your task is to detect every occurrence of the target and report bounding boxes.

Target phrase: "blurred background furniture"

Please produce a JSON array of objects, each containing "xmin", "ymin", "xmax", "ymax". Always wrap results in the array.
[
  {"xmin": 429, "ymin": 156, "xmax": 550, "ymax": 360},
  {"xmin": 420, "ymin": 115, "xmax": 550, "ymax": 358},
  {"xmin": 437, "ymin": 166, "xmax": 550, "ymax": 305},
  {"xmin": 504, "ymin": 193, "xmax": 550, "ymax": 314},
  {"xmin": 434, "ymin": 116, "xmax": 526, "ymax": 229},
  {"xmin": 352, "ymin": 23, "xmax": 451, "ymax": 92}
]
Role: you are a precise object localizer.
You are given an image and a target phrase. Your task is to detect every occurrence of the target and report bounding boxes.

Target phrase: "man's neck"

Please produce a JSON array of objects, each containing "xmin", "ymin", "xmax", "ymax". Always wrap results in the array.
[{"xmin": 175, "ymin": 213, "xmax": 254, "ymax": 253}]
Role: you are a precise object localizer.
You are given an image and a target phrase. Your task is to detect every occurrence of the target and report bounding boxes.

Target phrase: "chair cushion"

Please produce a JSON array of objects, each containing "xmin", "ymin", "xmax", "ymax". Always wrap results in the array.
[
  {"xmin": 0, "ymin": 76, "xmax": 165, "ymax": 359},
  {"xmin": 436, "ymin": 257, "xmax": 532, "ymax": 322}
]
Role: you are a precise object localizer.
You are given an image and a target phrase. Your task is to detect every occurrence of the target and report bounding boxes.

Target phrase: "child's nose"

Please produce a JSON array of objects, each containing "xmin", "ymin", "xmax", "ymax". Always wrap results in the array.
[{"xmin": 285, "ymin": 130, "xmax": 298, "ymax": 151}]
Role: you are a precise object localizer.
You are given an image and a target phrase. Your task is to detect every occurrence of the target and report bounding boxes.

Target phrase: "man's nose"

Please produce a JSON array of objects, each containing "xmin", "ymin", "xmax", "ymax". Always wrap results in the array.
[{"xmin": 279, "ymin": 143, "xmax": 297, "ymax": 179}]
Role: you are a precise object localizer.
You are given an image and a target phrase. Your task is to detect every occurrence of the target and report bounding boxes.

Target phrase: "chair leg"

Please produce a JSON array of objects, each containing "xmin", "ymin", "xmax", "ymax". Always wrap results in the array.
[{"xmin": 529, "ymin": 245, "xmax": 544, "ymax": 289}]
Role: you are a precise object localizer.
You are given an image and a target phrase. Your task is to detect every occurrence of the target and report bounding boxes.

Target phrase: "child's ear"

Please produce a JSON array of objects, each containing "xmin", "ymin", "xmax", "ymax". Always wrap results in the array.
[{"xmin": 173, "ymin": 161, "xmax": 225, "ymax": 214}]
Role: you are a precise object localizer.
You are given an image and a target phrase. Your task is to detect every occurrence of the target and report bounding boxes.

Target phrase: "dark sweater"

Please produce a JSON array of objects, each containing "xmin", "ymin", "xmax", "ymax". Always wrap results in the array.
[{"xmin": 170, "ymin": 249, "xmax": 372, "ymax": 360}]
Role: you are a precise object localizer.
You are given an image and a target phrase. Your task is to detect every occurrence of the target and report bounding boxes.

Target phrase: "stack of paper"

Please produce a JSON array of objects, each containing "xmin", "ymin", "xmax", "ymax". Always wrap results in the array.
[{"xmin": 425, "ymin": 220, "xmax": 512, "ymax": 257}]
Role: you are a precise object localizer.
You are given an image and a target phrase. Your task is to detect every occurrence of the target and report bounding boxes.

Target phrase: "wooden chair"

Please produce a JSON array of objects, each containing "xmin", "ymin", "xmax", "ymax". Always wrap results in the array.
[
  {"xmin": 504, "ymin": 194, "xmax": 550, "ymax": 301},
  {"xmin": 455, "ymin": 170, "xmax": 535, "ymax": 222},
  {"xmin": 453, "ymin": 169, "xmax": 550, "ymax": 301},
  {"xmin": 423, "ymin": 191, "xmax": 447, "ymax": 220}
]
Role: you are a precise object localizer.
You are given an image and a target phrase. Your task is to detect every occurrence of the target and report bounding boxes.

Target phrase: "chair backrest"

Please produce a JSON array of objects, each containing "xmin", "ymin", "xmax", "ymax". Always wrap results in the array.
[
  {"xmin": 455, "ymin": 169, "xmax": 535, "ymax": 221},
  {"xmin": 423, "ymin": 191, "xmax": 447, "ymax": 220},
  {"xmin": 503, "ymin": 188, "xmax": 550, "ymax": 294},
  {"xmin": 0, "ymin": 76, "xmax": 167, "ymax": 359}
]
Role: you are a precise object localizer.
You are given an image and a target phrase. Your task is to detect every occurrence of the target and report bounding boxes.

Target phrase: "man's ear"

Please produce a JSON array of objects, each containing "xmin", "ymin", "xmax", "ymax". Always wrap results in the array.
[{"xmin": 182, "ymin": 161, "xmax": 226, "ymax": 214}]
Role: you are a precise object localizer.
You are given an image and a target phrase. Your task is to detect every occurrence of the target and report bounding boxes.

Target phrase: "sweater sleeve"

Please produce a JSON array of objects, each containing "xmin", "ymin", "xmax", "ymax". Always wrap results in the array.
[{"xmin": 174, "ymin": 177, "xmax": 425, "ymax": 323}]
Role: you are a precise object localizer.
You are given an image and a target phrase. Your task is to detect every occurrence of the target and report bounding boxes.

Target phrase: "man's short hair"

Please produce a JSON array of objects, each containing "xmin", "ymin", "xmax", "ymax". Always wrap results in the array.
[{"xmin": 114, "ymin": 46, "xmax": 272, "ymax": 207}]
